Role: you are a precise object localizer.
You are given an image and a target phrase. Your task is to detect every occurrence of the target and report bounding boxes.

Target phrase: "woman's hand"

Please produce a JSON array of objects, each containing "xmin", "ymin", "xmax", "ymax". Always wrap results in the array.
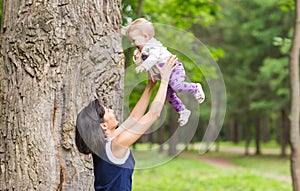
[
  {"xmin": 159, "ymin": 55, "xmax": 178, "ymax": 83},
  {"xmin": 147, "ymin": 73, "xmax": 157, "ymax": 89}
]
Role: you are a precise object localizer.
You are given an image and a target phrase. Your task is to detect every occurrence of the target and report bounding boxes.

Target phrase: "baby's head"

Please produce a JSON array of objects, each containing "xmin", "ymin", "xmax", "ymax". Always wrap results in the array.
[{"xmin": 126, "ymin": 18, "xmax": 155, "ymax": 40}]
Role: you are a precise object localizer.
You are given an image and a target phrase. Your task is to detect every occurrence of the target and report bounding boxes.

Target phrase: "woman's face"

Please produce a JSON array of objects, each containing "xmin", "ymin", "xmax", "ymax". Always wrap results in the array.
[{"xmin": 103, "ymin": 107, "xmax": 119, "ymax": 130}]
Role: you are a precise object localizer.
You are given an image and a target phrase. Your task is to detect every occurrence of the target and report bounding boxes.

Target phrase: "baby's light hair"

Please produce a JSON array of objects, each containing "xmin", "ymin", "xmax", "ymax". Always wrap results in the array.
[{"xmin": 126, "ymin": 18, "xmax": 155, "ymax": 38}]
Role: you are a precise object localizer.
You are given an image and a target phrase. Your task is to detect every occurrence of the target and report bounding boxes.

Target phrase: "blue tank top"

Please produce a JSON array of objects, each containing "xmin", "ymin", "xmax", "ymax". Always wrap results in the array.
[{"xmin": 92, "ymin": 139, "xmax": 135, "ymax": 191}]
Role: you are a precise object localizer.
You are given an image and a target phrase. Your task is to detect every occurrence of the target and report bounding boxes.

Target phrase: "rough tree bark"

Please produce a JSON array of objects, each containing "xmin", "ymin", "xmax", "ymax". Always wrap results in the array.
[
  {"xmin": 289, "ymin": 0, "xmax": 300, "ymax": 190},
  {"xmin": 0, "ymin": 0, "xmax": 123, "ymax": 190}
]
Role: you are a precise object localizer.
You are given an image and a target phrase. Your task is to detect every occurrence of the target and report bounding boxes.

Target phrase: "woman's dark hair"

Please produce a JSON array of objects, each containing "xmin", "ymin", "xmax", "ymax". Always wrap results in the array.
[
  {"xmin": 75, "ymin": 99, "xmax": 106, "ymax": 155},
  {"xmin": 75, "ymin": 127, "xmax": 91, "ymax": 154}
]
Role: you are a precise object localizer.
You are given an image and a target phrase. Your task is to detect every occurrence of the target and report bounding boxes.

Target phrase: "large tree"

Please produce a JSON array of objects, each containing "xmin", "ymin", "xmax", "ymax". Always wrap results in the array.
[
  {"xmin": 289, "ymin": 0, "xmax": 300, "ymax": 190},
  {"xmin": 0, "ymin": 1, "xmax": 123, "ymax": 190}
]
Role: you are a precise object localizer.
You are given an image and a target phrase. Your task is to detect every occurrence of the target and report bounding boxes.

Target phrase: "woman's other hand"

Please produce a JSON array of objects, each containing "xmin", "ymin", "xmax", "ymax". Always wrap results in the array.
[
  {"xmin": 159, "ymin": 55, "xmax": 178, "ymax": 83},
  {"xmin": 147, "ymin": 73, "xmax": 157, "ymax": 89}
]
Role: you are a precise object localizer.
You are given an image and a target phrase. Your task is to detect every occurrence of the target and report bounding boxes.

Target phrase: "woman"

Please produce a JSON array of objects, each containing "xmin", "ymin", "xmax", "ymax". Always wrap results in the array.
[{"xmin": 75, "ymin": 55, "xmax": 178, "ymax": 191}]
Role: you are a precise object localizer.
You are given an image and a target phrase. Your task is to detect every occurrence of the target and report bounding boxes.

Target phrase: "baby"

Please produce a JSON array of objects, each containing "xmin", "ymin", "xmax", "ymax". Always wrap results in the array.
[{"xmin": 125, "ymin": 18, "xmax": 205, "ymax": 126}]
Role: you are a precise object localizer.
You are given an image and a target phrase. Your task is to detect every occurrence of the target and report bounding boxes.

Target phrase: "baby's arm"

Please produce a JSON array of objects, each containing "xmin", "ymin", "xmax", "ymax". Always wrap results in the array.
[
  {"xmin": 135, "ymin": 46, "xmax": 160, "ymax": 73},
  {"xmin": 133, "ymin": 49, "xmax": 146, "ymax": 73},
  {"xmin": 140, "ymin": 54, "xmax": 159, "ymax": 71}
]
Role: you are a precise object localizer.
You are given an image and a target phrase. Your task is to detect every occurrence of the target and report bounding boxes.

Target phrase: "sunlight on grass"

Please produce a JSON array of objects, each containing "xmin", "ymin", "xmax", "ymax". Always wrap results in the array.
[
  {"xmin": 193, "ymin": 146, "xmax": 291, "ymax": 177},
  {"xmin": 132, "ymin": 156, "xmax": 292, "ymax": 191},
  {"xmin": 229, "ymin": 154, "xmax": 290, "ymax": 176}
]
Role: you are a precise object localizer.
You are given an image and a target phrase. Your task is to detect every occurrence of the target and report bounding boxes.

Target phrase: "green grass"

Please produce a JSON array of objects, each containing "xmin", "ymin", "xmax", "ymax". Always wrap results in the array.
[
  {"xmin": 132, "ymin": 155, "xmax": 292, "ymax": 191},
  {"xmin": 229, "ymin": 154, "xmax": 290, "ymax": 176},
  {"xmin": 203, "ymin": 151, "xmax": 291, "ymax": 176}
]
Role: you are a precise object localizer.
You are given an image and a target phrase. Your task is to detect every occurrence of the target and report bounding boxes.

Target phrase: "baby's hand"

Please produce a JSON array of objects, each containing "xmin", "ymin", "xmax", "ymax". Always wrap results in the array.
[
  {"xmin": 135, "ymin": 65, "xmax": 146, "ymax": 73},
  {"xmin": 133, "ymin": 49, "xmax": 141, "ymax": 62}
]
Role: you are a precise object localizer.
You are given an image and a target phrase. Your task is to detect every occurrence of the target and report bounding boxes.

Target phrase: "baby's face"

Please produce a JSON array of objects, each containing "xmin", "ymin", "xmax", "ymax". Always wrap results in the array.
[{"xmin": 128, "ymin": 29, "xmax": 150, "ymax": 50}]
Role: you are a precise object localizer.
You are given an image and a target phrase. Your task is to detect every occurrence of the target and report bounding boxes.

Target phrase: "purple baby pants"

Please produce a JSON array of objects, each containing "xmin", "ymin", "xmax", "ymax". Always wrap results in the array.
[{"xmin": 158, "ymin": 62, "xmax": 199, "ymax": 113}]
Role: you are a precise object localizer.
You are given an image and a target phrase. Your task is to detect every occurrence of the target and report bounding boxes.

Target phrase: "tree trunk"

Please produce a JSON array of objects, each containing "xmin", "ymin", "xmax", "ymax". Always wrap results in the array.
[
  {"xmin": 245, "ymin": 115, "xmax": 251, "ymax": 155},
  {"xmin": 136, "ymin": 0, "xmax": 144, "ymax": 17},
  {"xmin": 281, "ymin": 109, "xmax": 289, "ymax": 157},
  {"xmin": 168, "ymin": 108, "xmax": 178, "ymax": 156},
  {"xmin": 289, "ymin": 0, "xmax": 300, "ymax": 190},
  {"xmin": 0, "ymin": 1, "xmax": 123, "ymax": 190},
  {"xmin": 255, "ymin": 116, "xmax": 261, "ymax": 155},
  {"xmin": 262, "ymin": 116, "xmax": 270, "ymax": 142},
  {"xmin": 158, "ymin": 123, "xmax": 165, "ymax": 153},
  {"xmin": 237, "ymin": 121, "xmax": 243, "ymax": 142},
  {"xmin": 230, "ymin": 118, "xmax": 238, "ymax": 143}
]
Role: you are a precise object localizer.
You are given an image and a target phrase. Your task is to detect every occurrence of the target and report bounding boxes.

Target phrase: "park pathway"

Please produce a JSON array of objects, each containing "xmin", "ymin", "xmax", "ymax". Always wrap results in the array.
[{"xmin": 180, "ymin": 151, "xmax": 291, "ymax": 183}]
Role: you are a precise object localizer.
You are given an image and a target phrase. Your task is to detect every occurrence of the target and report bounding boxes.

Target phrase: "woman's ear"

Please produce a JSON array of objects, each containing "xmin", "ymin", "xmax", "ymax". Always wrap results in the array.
[{"xmin": 100, "ymin": 122, "xmax": 107, "ymax": 130}]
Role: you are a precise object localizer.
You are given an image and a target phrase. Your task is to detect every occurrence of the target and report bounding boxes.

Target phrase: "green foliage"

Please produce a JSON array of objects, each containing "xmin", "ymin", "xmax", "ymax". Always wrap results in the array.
[
  {"xmin": 250, "ymin": 23, "xmax": 291, "ymax": 112},
  {"xmin": 152, "ymin": 0, "xmax": 221, "ymax": 27},
  {"xmin": 273, "ymin": 36, "xmax": 292, "ymax": 54},
  {"xmin": 251, "ymin": 57, "xmax": 289, "ymax": 111},
  {"xmin": 207, "ymin": 46, "xmax": 225, "ymax": 62},
  {"xmin": 123, "ymin": 0, "xmax": 222, "ymax": 28},
  {"xmin": 259, "ymin": 57, "xmax": 289, "ymax": 92},
  {"xmin": 218, "ymin": 0, "xmax": 291, "ymax": 121},
  {"xmin": 278, "ymin": 0, "xmax": 295, "ymax": 11}
]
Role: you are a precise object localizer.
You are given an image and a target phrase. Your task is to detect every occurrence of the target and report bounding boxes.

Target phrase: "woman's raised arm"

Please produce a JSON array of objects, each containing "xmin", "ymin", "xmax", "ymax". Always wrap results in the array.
[
  {"xmin": 114, "ymin": 77, "xmax": 156, "ymax": 138},
  {"xmin": 114, "ymin": 55, "xmax": 178, "ymax": 148},
  {"xmin": 131, "ymin": 79, "xmax": 157, "ymax": 119}
]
